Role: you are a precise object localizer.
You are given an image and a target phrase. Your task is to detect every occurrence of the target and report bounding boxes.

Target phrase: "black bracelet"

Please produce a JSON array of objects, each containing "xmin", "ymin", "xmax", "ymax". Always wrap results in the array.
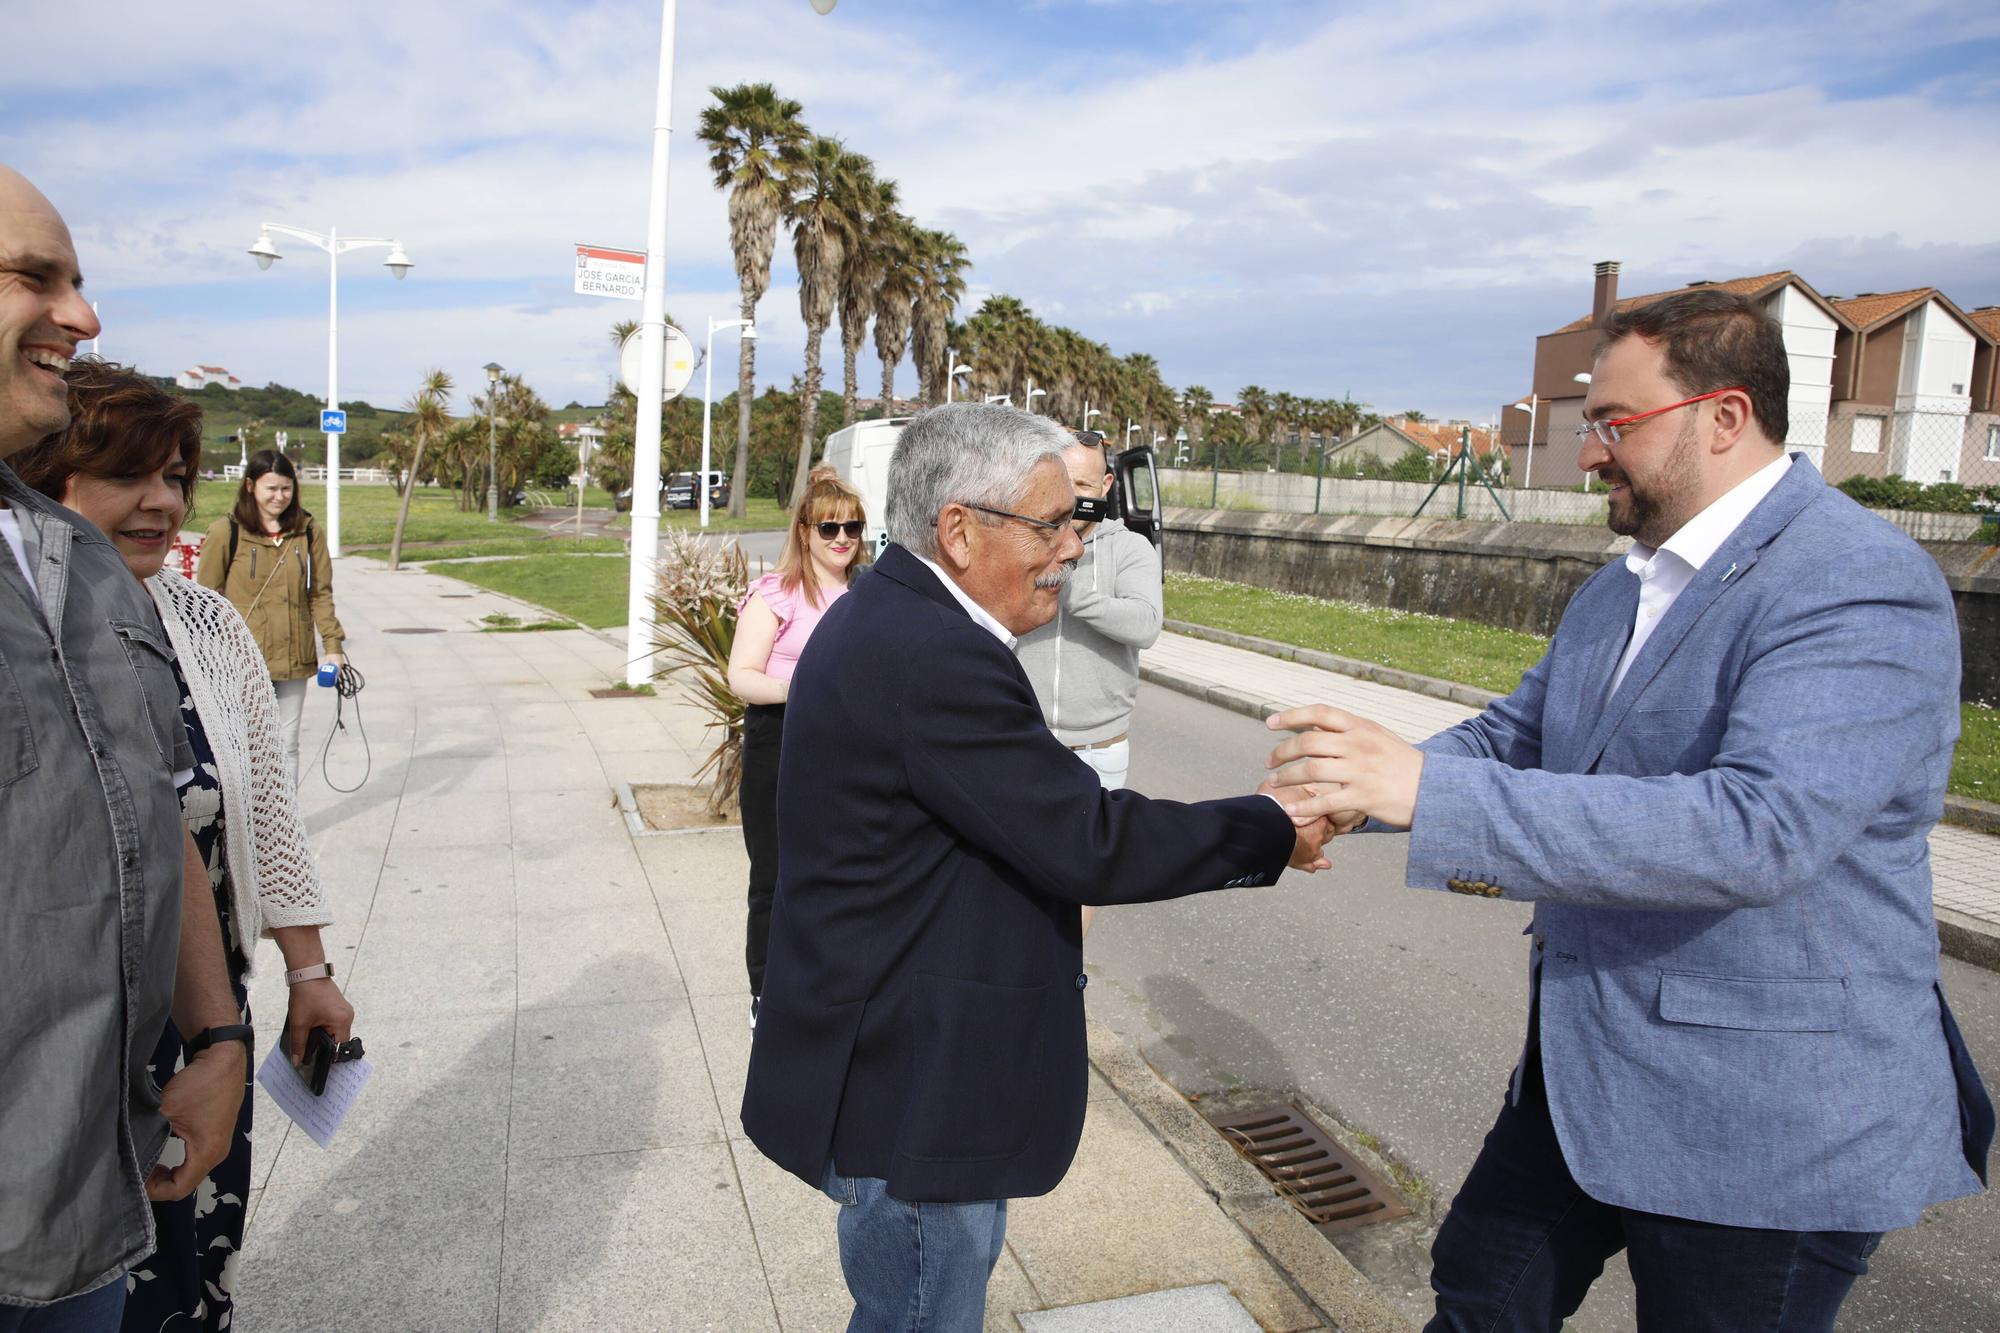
[{"xmin": 185, "ymin": 1023, "xmax": 254, "ymax": 1059}]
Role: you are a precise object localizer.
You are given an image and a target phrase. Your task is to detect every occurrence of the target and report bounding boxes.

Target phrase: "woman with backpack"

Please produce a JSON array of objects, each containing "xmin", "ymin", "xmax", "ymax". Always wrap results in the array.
[{"xmin": 195, "ymin": 448, "xmax": 346, "ymax": 782}]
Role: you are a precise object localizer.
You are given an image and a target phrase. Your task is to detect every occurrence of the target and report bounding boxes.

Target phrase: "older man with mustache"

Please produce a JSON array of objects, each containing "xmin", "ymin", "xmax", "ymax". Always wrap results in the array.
[{"xmin": 744, "ymin": 402, "xmax": 1335, "ymax": 1332}]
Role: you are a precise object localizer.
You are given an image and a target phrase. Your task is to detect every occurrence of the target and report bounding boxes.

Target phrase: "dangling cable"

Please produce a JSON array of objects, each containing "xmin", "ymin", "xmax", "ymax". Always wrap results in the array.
[{"xmin": 318, "ymin": 663, "xmax": 371, "ymax": 793}]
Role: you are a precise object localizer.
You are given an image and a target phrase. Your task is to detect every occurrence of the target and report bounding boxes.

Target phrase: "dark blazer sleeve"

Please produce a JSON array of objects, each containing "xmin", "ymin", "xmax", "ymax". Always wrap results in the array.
[{"xmin": 898, "ymin": 619, "xmax": 1295, "ymax": 905}]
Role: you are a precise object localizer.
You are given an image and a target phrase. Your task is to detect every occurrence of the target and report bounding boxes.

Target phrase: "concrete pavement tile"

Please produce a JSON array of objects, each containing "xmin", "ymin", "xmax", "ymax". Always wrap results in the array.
[
  {"xmin": 262, "ymin": 1011, "xmax": 515, "ymax": 1188},
  {"xmin": 506, "ymin": 788, "xmax": 628, "ymax": 848},
  {"xmin": 640, "ymin": 833, "xmax": 752, "ymax": 904},
  {"xmin": 513, "ymin": 840, "xmax": 653, "ymax": 917},
  {"xmin": 988, "ymin": 1246, "xmax": 1046, "ymax": 1332},
  {"xmin": 691, "ymin": 992, "xmax": 755, "ymax": 1138},
  {"xmin": 236, "ymin": 1160, "xmax": 504, "ymax": 1333},
  {"xmin": 507, "ymin": 749, "xmax": 611, "ymax": 792},
  {"xmin": 597, "ymin": 747, "xmax": 705, "ymax": 787},
  {"xmin": 1017, "ymin": 1284, "xmax": 1263, "ymax": 1332},
  {"xmin": 1087, "ymin": 1067, "xmax": 1117, "ymax": 1102},
  {"xmin": 516, "ymin": 908, "xmax": 686, "ymax": 1010},
  {"xmin": 661, "ymin": 897, "xmax": 753, "ymax": 998},
  {"xmin": 342, "ymin": 916, "xmax": 517, "ymax": 1020},
  {"xmin": 399, "ymin": 752, "xmax": 510, "ymax": 793},
  {"xmin": 389, "ymin": 788, "xmax": 516, "ymax": 846},
  {"xmin": 1004, "ymin": 1097, "xmax": 1318, "ymax": 1331},
  {"xmin": 730, "ymin": 1139, "xmax": 847, "ymax": 1333},
  {"xmin": 367, "ymin": 842, "xmax": 516, "ymax": 923},
  {"xmin": 498, "ymin": 1144, "xmax": 779, "ymax": 1333},
  {"xmin": 509, "ymin": 998, "xmax": 723, "ymax": 1160}
]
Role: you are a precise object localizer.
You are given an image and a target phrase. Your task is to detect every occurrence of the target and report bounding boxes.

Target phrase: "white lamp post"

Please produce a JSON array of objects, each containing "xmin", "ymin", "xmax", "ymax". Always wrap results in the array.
[
  {"xmin": 484, "ymin": 362, "xmax": 503, "ymax": 520},
  {"xmin": 621, "ymin": 0, "xmax": 835, "ymax": 685},
  {"xmin": 984, "ymin": 394, "xmax": 1012, "ymax": 407},
  {"xmin": 701, "ymin": 316, "xmax": 755, "ymax": 528},
  {"xmin": 1510, "ymin": 394, "xmax": 1539, "ymax": 489},
  {"xmin": 946, "ymin": 360, "xmax": 972, "ymax": 403},
  {"xmin": 1125, "ymin": 421, "xmax": 1141, "ymax": 445},
  {"xmin": 1082, "ymin": 404, "xmax": 1102, "ymax": 432},
  {"xmin": 1024, "ymin": 381, "xmax": 1047, "ymax": 415},
  {"xmin": 246, "ymin": 223, "xmax": 411, "ymax": 558}
]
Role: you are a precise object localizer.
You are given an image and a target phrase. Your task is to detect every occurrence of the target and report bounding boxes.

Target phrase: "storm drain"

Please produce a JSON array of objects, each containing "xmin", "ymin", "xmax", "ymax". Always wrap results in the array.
[
  {"xmin": 1208, "ymin": 1103, "xmax": 1410, "ymax": 1235},
  {"xmin": 382, "ymin": 627, "xmax": 447, "ymax": 634}
]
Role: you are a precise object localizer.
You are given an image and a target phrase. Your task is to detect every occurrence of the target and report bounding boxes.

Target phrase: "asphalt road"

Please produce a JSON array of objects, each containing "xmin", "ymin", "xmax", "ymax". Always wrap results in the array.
[{"xmin": 1083, "ymin": 682, "xmax": 2000, "ymax": 1331}]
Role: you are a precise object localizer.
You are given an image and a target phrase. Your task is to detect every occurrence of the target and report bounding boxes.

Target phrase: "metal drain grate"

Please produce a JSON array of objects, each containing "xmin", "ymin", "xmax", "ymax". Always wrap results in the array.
[
  {"xmin": 382, "ymin": 627, "xmax": 447, "ymax": 634},
  {"xmin": 1209, "ymin": 1104, "xmax": 1410, "ymax": 1234}
]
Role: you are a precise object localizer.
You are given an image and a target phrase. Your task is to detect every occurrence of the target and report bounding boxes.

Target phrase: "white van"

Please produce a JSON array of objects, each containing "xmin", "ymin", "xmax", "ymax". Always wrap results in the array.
[{"xmin": 821, "ymin": 418, "xmax": 910, "ymax": 557}]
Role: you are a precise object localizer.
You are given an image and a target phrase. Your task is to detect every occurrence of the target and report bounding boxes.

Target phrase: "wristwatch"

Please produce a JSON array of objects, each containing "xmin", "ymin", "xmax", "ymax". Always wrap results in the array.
[
  {"xmin": 185, "ymin": 1024, "xmax": 255, "ymax": 1059},
  {"xmin": 285, "ymin": 962, "xmax": 335, "ymax": 986}
]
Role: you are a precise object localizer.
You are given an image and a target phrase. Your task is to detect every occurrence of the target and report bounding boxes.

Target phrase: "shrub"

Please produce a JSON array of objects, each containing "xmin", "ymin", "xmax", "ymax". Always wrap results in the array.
[
  {"xmin": 650, "ymin": 528, "xmax": 748, "ymax": 814},
  {"xmin": 1836, "ymin": 475, "xmax": 2000, "ymax": 514}
]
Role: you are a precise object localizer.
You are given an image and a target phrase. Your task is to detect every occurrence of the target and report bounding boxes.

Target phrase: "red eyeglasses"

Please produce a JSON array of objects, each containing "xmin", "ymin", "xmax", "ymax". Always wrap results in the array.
[{"xmin": 1575, "ymin": 387, "xmax": 1746, "ymax": 448}]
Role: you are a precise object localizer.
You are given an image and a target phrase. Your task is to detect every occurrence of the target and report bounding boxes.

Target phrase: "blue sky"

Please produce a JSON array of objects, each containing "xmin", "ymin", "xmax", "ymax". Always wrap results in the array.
[{"xmin": 5, "ymin": 0, "xmax": 1998, "ymax": 423}]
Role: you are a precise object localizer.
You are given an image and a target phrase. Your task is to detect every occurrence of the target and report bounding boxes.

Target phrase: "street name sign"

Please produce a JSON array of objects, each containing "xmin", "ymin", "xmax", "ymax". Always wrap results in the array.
[
  {"xmin": 575, "ymin": 243, "xmax": 646, "ymax": 301},
  {"xmin": 320, "ymin": 410, "xmax": 347, "ymax": 434}
]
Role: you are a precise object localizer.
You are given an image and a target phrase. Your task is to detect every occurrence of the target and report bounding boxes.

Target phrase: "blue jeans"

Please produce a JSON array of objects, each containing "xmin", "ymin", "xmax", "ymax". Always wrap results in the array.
[
  {"xmin": 0, "ymin": 1281, "xmax": 126, "ymax": 1333},
  {"xmin": 1428, "ymin": 1032, "xmax": 1882, "ymax": 1332},
  {"xmin": 820, "ymin": 1165, "xmax": 1008, "ymax": 1333}
]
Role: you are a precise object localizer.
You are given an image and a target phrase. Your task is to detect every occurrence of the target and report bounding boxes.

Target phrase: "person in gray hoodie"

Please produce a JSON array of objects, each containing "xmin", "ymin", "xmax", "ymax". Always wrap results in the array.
[{"xmin": 1016, "ymin": 431, "xmax": 1164, "ymax": 933}]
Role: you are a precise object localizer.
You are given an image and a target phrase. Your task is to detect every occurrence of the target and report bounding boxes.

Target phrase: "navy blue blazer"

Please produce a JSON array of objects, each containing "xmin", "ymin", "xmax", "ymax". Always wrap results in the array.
[{"xmin": 742, "ymin": 544, "xmax": 1295, "ymax": 1202}]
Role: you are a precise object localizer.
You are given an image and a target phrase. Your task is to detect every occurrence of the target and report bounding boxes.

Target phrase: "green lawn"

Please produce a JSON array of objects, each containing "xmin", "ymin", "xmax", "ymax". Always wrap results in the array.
[
  {"xmin": 426, "ymin": 553, "xmax": 631, "ymax": 629},
  {"xmin": 398, "ymin": 536, "xmax": 625, "ymax": 561},
  {"xmin": 1164, "ymin": 572, "xmax": 1548, "ymax": 695},
  {"xmin": 291, "ymin": 483, "xmax": 538, "ymax": 548},
  {"xmin": 1958, "ymin": 704, "xmax": 1998, "ymax": 802},
  {"xmin": 1166, "ymin": 572, "xmax": 1997, "ymax": 802}
]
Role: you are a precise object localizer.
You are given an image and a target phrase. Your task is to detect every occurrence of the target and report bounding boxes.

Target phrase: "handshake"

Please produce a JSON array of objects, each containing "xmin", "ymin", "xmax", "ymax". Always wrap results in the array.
[{"xmin": 1254, "ymin": 704, "xmax": 1426, "ymax": 872}]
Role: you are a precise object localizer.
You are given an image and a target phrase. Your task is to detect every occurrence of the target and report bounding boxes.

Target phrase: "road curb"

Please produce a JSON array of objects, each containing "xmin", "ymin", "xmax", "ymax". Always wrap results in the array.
[
  {"xmin": 1160, "ymin": 621, "xmax": 1503, "ymax": 710},
  {"xmin": 1945, "ymin": 794, "xmax": 2000, "ymax": 835},
  {"xmin": 1086, "ymin": 1021, "xmax": 1416, "ymax": 1333}
]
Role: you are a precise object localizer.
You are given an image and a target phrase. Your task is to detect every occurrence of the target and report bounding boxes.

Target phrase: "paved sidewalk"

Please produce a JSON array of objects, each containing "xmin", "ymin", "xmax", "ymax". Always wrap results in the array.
[
  {"xmin": 1141, "ymin": 630, "xmax": 2000, "ymax": 945},
  {"xmin": 229, "ymin": 561, "xmax": 1405, "ymax": 1332}
]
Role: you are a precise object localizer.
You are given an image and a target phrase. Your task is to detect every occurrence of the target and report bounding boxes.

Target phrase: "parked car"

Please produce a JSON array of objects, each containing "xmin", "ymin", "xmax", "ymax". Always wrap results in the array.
[{"xmin": 665, "ymin": 470, "xmax": 729, "ymax": 511}]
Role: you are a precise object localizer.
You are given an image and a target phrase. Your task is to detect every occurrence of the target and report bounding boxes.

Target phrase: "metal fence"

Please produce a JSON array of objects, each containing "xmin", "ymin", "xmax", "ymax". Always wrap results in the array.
[{"xmin": 1169, "ymin": 409, "xmax": 2000, "ymax": 541}]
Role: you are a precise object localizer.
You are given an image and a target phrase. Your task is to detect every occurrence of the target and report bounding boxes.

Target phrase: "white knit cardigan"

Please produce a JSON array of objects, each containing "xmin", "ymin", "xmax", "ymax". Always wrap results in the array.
[{"xmin": 149, "ymin": 569, "xmax": 332, "ymax": 972}]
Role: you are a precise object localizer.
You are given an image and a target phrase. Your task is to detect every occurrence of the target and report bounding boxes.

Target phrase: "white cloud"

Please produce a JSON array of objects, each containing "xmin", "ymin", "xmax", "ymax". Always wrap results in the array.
[{"xmin": 5, "ymin": 0, "xmax": 1997, "ymax": 421}]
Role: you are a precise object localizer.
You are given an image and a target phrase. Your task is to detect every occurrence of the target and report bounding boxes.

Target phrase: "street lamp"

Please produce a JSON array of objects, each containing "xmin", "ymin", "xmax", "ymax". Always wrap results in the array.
[
  {"xmin": 245, "ymin": 222, "xmax": 412, "ymax": 557},
  {"xmin": 1125, "ymin": 421, "xmax": 1141, "ymax": 445},
  {"xmin": 1510, "ymin": 394, "xmax": 1539, "ymax": 489},
  {"xmin": 1024, "ymin": 381, "xmax": 1048, "ymax": 414},
  {"xmin": 621, "ymin": 0, "xmax": 838, "ymax": 686},
  {"xmin": 946, "ymin": 360, "xmax": 973, "ymax": 403},
  {"xmin": 1082, "ymin": 404, "xmax": 1103, "ymax": 432},
  {"xmin": 984, "ymin": 394, "xmax": 1012, "ymax": 406},
  {"xmin": 485, "ymin": 362, "xmax": 503, "ymax": 520},
  {"xmin": 702, "ymin": 317, "xmax": 756, "ymax": 528}
]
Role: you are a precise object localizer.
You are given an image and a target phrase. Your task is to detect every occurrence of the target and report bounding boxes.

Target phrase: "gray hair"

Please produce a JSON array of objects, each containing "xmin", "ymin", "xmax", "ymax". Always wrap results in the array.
[{"xmin": 885, "ymin": 403, "xmax": 1070, "ymax": 558}]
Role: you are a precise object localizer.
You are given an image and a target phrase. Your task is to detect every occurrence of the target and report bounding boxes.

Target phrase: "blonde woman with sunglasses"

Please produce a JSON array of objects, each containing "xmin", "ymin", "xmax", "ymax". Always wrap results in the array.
[{"xmin": 727, "ymin": 467, "xmax": 870, "ymax": 1027}]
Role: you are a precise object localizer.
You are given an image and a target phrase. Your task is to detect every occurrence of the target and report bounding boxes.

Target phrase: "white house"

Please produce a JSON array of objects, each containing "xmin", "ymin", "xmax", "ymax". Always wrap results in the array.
[{"xmin": 176, "ymin": 365, "xmax": 242, "ymax": 391}]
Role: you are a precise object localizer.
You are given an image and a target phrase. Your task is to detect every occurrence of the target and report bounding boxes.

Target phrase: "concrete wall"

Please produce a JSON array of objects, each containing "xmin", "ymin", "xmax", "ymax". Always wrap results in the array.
[{"xmin": 1163, "ymin": 507, "xmax": 2000, "ymax": 703}]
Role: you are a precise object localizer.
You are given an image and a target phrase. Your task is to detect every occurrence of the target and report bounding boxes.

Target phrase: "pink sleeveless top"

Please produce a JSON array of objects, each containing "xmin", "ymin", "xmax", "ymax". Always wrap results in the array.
[{"xmin": 740, "ymin": 571, "xmax": 848, "ymax": 682}]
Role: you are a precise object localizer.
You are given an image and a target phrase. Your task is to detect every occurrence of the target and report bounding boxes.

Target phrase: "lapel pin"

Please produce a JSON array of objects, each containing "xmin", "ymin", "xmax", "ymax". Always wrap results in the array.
[{"xmin": 1720, "ymin": 562, "xmax": 1739, "ymax": 583}]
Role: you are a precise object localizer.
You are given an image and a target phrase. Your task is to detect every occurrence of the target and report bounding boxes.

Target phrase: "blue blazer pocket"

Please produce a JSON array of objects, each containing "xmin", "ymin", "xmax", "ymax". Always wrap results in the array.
[
  {"xmin": 1627, "ymin": 705, "xmax": 1729, "ymax": 735},
  {"xmin": 1658, "ymin": 971, "xmax": 1849, "ymax": 1032}
]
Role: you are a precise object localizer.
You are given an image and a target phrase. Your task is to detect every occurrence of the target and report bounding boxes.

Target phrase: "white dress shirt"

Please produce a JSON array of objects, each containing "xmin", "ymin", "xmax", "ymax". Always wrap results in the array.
[
  {"xmin": 916, "ymin": 553, "xmax": 1017, "ymax": 649},
  {"xmin": 1608, "ymin": 453, "xmax": 1791, "ymax": 696}
]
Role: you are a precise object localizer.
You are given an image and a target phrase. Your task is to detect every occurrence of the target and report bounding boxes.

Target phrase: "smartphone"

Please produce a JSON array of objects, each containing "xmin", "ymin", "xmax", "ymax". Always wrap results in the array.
[{"xmin": 304, "ymin": 1027, "xmax": 337, "ymax": 1096}]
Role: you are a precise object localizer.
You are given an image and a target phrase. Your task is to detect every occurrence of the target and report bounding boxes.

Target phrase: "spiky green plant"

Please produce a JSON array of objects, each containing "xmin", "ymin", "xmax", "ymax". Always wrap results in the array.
[{"xmin": 649, "ymin": 528, "xmax": 750, "ymax": 814}]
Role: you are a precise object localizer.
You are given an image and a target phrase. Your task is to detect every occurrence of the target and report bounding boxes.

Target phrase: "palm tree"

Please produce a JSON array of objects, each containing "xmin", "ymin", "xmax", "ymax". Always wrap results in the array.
[
  {"xmin": 911, "ymin": 229, "xmax": 970, "ymax": 404},
  {"xmin": 1237, "ymin": 385, "xmax": 1271, "ymax": 450},
  {"xmin": 838, "ymin": 172, "xmax": 899, "ymax": 427},
  {"xmin": 1181, "ymin": 384, "xmax": 1214, "ymax": 459},
  {"xmin": 698, "ymin": 82, "xmax": 808, "ymax": 518},
  {"xmin": 871, "ymin": 212, "xmax": 921, "ymax": 414},
  {"xmin": 783, "ymin": 136, "xmax": 867, "ymax": 506},
  {"xmin": 387, "ymin": 369, "xmax": 454, "ymax": 570}
]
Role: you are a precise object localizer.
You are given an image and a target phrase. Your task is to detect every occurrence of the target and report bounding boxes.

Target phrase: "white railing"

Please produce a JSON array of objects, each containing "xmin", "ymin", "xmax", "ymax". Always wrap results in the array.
[{"xmin": 220, "ymin": 464, "xmax": 397, "ymax": 484}]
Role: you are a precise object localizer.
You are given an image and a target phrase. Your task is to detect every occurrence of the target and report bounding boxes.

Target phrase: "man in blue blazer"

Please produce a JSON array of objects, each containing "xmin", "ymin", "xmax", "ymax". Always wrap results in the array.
[
  {"xmin": 1268, "ymin": 289, "xmax": 1991, "ymax": 1331},
  {"xmin": 743, "ymin": 403, "xmax": 1332, "ymax": 1332}
]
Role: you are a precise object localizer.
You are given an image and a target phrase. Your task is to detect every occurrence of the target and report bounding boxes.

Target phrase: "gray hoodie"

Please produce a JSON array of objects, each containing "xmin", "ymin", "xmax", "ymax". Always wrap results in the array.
[{"xmin": 1015, "ymin": 515, "xmax": 1164, "ymax": 746}]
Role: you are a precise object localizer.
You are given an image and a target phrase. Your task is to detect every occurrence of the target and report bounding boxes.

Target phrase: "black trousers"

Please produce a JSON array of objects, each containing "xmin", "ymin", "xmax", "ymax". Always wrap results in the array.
[
  {"xmin": 740, "ymin": 702, "xmax": 785, "ymax": 997},
  {"xmin": 1429, "ymin": 1010, "xmax": 1882, "ymax": 1333}
]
